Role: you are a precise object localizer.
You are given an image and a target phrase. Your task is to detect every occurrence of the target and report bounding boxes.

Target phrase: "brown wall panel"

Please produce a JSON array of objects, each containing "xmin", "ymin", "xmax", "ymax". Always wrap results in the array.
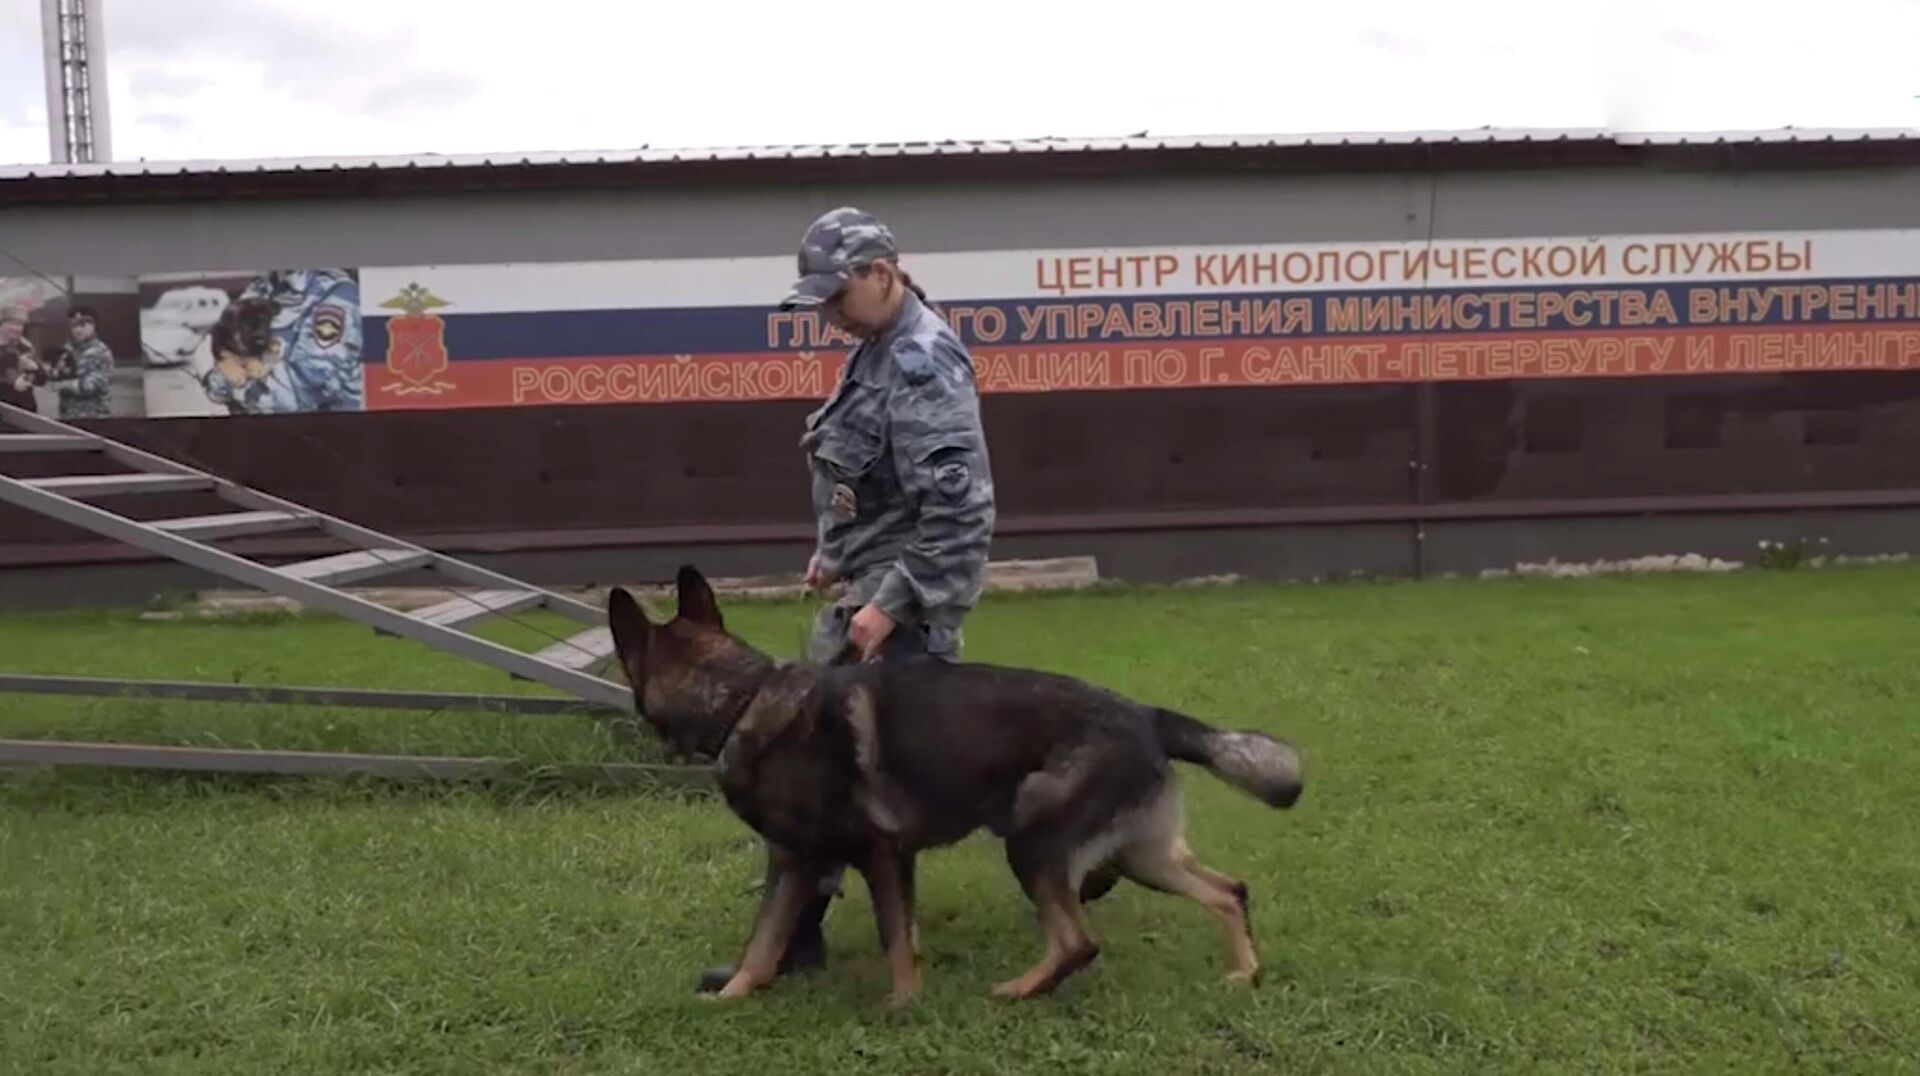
[
  {"xmin": 1427, "ymin": 372, "xmax": 1920, "ymax": 504},
  {"xmin": 10, "ymin": 371, "xmax": 1920, "ymax": 564},
  {"xmin": 4, "ymin": 384, "xmax": 1423, "ymax": 554}
]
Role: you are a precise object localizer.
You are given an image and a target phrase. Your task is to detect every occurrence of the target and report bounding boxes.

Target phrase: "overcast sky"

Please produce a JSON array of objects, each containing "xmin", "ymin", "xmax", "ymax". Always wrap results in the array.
[{"xmin": 2, "ymin": 0, "xmax": 1918, "ymax": 165}]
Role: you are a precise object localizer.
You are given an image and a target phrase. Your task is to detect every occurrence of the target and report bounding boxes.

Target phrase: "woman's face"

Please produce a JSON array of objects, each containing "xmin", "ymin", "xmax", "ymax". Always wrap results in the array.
[{"xmin": 822, "ymin": 262, "xmax": 898, "ymax": 337}]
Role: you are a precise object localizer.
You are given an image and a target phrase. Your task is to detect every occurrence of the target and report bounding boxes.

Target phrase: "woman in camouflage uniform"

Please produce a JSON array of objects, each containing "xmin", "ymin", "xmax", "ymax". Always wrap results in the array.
[{"xmin": 695, "ymin": 205, "xmax": 998, "ymax": 993}]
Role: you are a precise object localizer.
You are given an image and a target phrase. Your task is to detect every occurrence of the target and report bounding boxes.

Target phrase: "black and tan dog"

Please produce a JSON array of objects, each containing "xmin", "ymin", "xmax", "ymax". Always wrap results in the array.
[{"xmin": 607, "ymin": 567, "xmax": 1305, "ymax": 1007}]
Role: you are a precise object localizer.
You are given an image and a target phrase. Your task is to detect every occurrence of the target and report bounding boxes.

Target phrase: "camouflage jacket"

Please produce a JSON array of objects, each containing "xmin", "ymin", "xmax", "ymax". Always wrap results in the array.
[
  {"xmin": 45, "ymin": 337, "xmax": 114, "ymax": 418},
  {"xmin": 800, "ymin": 289, "xmax": 995, "ymax": 634}
]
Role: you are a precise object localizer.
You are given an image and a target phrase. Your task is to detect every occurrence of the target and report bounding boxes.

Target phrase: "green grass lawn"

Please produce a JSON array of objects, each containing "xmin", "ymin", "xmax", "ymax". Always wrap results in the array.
[{"xmin": 3, "ymin": 565, "xmax": 1919, "ymax": 1074}]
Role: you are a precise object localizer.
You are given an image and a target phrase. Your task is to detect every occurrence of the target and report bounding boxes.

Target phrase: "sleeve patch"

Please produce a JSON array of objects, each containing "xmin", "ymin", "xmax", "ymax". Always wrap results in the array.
[
  {"xmin": 932, "ymin": 456, "xmax": 972, "ymax": 500},
  {"xmin": 890, "ymin": 337, "xmax": 937, "ymax": 384}
]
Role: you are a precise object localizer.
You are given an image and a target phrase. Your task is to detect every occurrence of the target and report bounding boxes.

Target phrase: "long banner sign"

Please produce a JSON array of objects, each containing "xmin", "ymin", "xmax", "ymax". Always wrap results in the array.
[{"xmin": 86, "ymin": 227, "xmax": 1920, "ymax": 418}]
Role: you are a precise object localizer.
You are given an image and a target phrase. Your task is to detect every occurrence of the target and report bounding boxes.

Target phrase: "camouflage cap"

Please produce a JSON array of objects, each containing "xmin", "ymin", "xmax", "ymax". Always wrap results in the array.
[{"xmin": 779, "ymin": 206, "xmax": 899, "ymax": 310}]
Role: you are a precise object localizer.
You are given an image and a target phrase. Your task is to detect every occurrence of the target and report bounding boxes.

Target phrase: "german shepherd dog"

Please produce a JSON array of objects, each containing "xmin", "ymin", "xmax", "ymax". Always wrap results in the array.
[
  {"xmin": 606, "ymin": 567, "xmax": 1305, "ymax": 1007},
  {"xmin": 209, "ymin": 293, "xmax": 276, "ymax": 362}
]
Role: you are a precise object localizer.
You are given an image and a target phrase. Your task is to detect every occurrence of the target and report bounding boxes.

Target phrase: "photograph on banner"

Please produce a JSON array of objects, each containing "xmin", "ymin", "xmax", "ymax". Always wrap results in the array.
[
  {"xmin": 2, "ymin": 275, "xmax": 147, "ymax": 421},
  {"xmin": 138, "ymin": 268, "xmax": 365, "ymax": 418},
  {"xmin": 352, "ymin": 227, "xmax": 1920, "ymax": 414}
]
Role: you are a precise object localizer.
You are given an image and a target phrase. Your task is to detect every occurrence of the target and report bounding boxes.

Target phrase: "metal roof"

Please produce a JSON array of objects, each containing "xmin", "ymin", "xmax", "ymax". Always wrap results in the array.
[
  {"xmin": 1612, "ymin": 127, "xmax": 1920, "ymax": 144},
  {"xmin": 4, "ymin": 126, "xmax": 1917, "ymax": 202},
  {"xmin": 6, "ymin": 125, "xmax": 1920, "ymax": 181},
  {"xmin": 0, "ymin": 127, "xmax": 1600, "ymax": 180}
]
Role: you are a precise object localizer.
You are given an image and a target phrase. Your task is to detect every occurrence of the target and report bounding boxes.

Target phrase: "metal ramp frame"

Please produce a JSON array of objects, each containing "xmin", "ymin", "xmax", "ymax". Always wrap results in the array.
[
  {"xmin": 0, "ymin": 672, "xmax": 712, "ymax": 786},
  {"xmin": 0, "ymin": 400, "xmax": 667, "ymax": 779}
]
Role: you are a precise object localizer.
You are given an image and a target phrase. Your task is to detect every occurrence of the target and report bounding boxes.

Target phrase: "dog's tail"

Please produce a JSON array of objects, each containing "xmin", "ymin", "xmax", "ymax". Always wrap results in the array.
[{"xmin": 1153, "ymin": 708, "xmax": 1304, "ymax": 809}]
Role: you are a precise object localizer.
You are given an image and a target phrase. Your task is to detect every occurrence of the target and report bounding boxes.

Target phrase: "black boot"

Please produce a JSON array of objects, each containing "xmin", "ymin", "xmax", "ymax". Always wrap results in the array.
[{"xmin": 695, "ymin": 871, "xmax": 835, "ymax": 993}]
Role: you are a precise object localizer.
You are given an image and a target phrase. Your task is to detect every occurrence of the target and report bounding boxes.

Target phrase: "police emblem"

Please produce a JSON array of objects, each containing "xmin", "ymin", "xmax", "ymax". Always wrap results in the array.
[
  {"xmin": 377, "ymin": 283, "xmax": 457, "ymax": 397},
  {"xmin": 311, "ymin": 303, "xmax": 347, "ymax": 348},
  {"xmin": 831, "ymin": 482, "xmax": 858, "ymax": 520}
]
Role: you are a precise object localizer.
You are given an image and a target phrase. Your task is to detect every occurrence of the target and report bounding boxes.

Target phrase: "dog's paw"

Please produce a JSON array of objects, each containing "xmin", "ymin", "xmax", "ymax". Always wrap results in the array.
[
  {"xmin": 1223, "ymin": 967, "xmax": 1261, "ymax": 989},
  {"xmin": 882, "ymin": 967, "xmax": 922, "ymax": 1012},
  {"xmin": 990, "ymin": 977, "xmax": 1040, "ymax": 1001}
]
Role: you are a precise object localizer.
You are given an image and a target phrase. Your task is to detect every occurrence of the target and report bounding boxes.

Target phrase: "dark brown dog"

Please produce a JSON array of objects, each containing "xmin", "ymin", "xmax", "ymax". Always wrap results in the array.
[{"xmin": 607, "ymin": 567, "xmax": 1305, "ymax": 1006}]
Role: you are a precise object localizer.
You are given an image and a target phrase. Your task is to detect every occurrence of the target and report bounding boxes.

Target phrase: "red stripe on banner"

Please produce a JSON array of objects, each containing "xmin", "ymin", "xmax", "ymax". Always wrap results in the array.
[
  {"xmin": 364, "ymin": 352, "xmax": 845, "ymax": 411},
  {"xmin": 363, "ymin": 324, "xmax": 1920, "ymax": 411}
]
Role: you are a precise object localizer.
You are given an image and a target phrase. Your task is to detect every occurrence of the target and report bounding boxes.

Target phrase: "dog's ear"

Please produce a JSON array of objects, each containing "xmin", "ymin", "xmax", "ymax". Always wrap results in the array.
[
  {"xmin": 675, "ymin": 565, "xmax": 724, "ymax": 628},
  {"xmin": 606, "ymin": 586, "xmax": 653, "ymax": 674}
]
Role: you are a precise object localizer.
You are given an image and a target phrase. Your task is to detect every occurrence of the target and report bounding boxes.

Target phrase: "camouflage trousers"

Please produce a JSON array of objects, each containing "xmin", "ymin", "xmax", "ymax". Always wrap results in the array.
[{"xmin": 58, "ymin": 396, "xmax": 111, "ymax": 420}]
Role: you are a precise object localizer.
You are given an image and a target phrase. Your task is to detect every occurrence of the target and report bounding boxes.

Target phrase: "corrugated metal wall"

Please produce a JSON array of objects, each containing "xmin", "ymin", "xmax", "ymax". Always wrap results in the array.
[{"xmin": 5, "ymin": 160, "xmax": 1920, "ymax": 600}]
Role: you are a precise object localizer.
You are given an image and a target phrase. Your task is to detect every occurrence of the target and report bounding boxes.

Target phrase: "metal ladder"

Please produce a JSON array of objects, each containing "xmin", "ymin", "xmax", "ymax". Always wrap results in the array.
[{"xmin": 0, "ymin": 401, "xmax": 630, "ymax": 711}]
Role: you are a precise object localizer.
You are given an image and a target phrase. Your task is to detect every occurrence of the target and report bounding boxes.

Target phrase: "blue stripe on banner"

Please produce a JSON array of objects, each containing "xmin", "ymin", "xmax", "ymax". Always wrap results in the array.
[
  {"xmin": 417, "ymin": 305, "xmax": 767, "ymax": 362},
  {"xmin": 360, "ymin": 277, "xmax": 1920, "ymax": 365}
]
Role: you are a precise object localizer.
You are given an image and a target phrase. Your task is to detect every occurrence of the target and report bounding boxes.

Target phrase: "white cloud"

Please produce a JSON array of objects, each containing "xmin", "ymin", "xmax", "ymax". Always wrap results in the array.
[
  {"xmin": 1, "ymin": 0, "xmax": 1916, "ymax": 166},
  {"xmin": 1601, "ymin": 0, "xmax": 1920, "ymax": 130}
]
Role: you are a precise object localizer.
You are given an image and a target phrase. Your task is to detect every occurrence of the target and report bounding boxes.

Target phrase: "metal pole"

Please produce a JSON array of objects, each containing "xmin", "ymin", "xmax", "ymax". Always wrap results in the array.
[
  {"xmin": 0, "ymin": 673, "xmax": 624, "ymax": 716},
  {"xmin": 0, "ymin": 739, "xmax": 713, "ymax": 788},
  {"xmin": 39, "ymin": 0, "xmax": 68, "ymax": 164},
  {"xmin": 79, "ymin": 0, "xmax": 110, "ymax": 162},
  {"xmin": 38, "ymin": 0, "xmax": 110, "ymax": 164}
]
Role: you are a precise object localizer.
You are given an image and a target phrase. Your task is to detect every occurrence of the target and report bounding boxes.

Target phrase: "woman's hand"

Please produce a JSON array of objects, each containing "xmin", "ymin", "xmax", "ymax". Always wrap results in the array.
[{"xmin": 848, "ymin": 602, "xmax": 896, "ymax": 661}]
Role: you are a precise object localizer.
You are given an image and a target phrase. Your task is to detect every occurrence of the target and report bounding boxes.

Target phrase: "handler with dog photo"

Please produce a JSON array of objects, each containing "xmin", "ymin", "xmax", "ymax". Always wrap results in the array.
[{"xmin": 694, "ymin": 206, "xmax": 999, "ymax": 993}]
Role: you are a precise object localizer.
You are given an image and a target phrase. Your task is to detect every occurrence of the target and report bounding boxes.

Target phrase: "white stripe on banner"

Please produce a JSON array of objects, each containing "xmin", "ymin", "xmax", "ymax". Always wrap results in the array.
[{"xmin": 352, "ymin": 228, "xmax": 1909, "ymax": 317}]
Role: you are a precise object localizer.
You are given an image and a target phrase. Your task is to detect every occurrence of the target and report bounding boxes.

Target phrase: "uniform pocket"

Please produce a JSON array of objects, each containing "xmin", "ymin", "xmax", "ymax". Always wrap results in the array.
[
  {"xmin": 811, "ymin": 423, "xmax": 884, "ymax": 481},
  {"xmin": 810, "ymin": 420, "xmax": 889, "ymax": 528}
]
